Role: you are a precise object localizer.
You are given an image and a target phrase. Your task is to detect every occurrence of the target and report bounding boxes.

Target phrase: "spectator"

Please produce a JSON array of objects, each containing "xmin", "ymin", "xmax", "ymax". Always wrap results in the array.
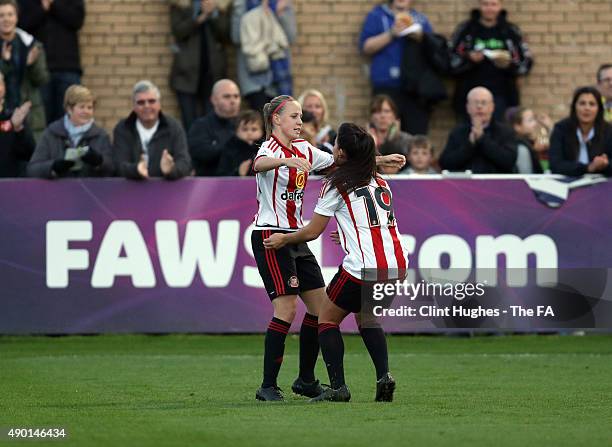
[
  {"xmin": 405, "ymin": 135, "xmax": 437, "ymax": 174},
  {"xmin": 188, "ymin": 78, "xmax": 240, "ymax": 176},
  {"xmin": 169, "ymin": 0, "xmax": 229, "ymax": 131},
  {"xmin": 17, "ymin": 0, "xmax": 84, "ymax": 124},
  {"xmin": 439, "ymin": 86, "xmax": 516, "ymax": 174},
  {"xmin": 596, "ymin": 64, "xmax": 612, "ymax": 123},
  {"xmin": 0, "ymin": 71, "xmax": 34, "ymax": 177},
  {"xmin": 298, "ymin": 89, "xmax": 333, "ymax": 146},
  {"xmin": 449, "ymin": 0, "xmax": 532, "ymax": 122},
  {"xmin": 216, "ymin": 109, "xmax": 263, "ymax": 176},
  {"xmin": 359, "ymin": 0, "xmax": 436, "ymax": 135},
  {"xmin": 113, "ymin": 80, "xmax": 192, "ymax": 180},
  {"xmin": 549, "ymin": 86, "xmax": 611, "ymax": 177},
  {"xmin": 368, "ymin": 94, "xmax": 412, "ymax": 156},
  {"xmin": 506, "ymin": 107, "xmax": 544, "ymax": 174},
  {"xmin": 0, "ymin": 0, "xmax": 48, "ymax": 140},
  {"xmin": 27, "ymin": 84, "xmax": 113, "ymax": 178},
  {"xmin": 231, "ymin": 0, "xmax": 296, "ymax": 111}
]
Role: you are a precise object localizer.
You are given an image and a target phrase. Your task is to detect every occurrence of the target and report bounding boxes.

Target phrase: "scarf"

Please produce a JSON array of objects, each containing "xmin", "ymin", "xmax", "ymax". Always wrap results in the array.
[{"xmin": 64, "ymin": 114, "xmax": 94, "ymax": 147}]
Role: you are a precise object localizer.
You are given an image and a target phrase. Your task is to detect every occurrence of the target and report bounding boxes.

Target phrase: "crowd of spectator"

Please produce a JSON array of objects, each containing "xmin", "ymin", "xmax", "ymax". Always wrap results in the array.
[{"xmin": 1, "ymin": 0, "xmax": 611, "ymax": 180}]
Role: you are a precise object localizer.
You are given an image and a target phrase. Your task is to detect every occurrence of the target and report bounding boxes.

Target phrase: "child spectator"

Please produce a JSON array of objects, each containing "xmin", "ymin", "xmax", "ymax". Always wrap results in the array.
[
  {"xmin": 406, "ymin": 135, "xmax": 437, "ymax": 174},
  {"xmin": 506, "ymin": 107, "xmax": 544, "ymax": 174},
  {"xmin": 216, "ymin": 109, "xmax": 264, "ymax": 176}
]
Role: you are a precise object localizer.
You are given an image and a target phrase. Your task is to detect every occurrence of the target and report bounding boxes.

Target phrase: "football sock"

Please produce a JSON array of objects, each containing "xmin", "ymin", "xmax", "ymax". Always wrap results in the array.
[
  {"xmin": 359, "ymin": 326, "xmax": 389, "ymax": 380},
  {"xmin": 318, "ymin": 323, "xmax": 345, "ymax": 389},
  {"xmin": 298, "ymin": 313, "xmax": 319, "ymax": 383},
  {"xmin": 262, "ymin": 317, "xmax": 291, "ymax": 388}
]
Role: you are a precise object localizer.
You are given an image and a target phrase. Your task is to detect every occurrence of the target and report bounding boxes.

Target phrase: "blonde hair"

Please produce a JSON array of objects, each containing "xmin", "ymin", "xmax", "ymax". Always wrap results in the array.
[
  {"xmin": 262, "ymin": 95, "xmax": 296, "ymax": 139},
  {"xmin": 297, "ymin": 89, "xmax": 329, "ymax": 124},
  {"xmin": 64, "ymin": 85, "xmax": 95, "ymax": 110}
]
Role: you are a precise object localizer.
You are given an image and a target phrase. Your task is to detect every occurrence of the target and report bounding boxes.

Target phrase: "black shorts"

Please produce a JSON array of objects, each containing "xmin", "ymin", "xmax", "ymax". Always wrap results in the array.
[
  {"xmin": 252, "ymin": 229, "xmax": 326, "ymax": 300},
  {"xmin": 326, "ymin": 267, "xmax": 364, "ymax": 314}
]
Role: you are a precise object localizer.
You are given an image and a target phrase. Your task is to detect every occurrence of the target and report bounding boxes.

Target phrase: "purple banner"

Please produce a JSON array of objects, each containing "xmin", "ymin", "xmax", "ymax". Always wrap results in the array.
[{"xmin": 0, "ymin": 177, "xmax": 611, "ymax": 334}]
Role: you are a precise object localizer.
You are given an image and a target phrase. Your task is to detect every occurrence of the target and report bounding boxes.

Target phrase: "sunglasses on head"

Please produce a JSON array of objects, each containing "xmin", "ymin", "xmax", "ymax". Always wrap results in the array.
[{"xmin": 136, "ymin": 98, "xmax": 157, "ymax": 106}]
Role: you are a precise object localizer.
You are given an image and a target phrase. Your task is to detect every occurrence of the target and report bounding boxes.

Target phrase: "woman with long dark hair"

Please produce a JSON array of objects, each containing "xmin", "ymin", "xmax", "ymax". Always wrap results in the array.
[
  {"xmin": 252, "ymin": 97, "xmax": 405, "ymax": 402},
  {"xmin": 549, "ymin": 86, "xmax": 612, "ymax": 177},
  {"xmin": 264, "ymin": 122, "xmax": 408, "ymax": 402}
]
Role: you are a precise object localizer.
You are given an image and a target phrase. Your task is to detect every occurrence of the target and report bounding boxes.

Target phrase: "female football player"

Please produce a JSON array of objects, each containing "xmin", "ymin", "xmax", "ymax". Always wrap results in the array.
[
  {"xmin": 263, "ymin": 122, "xmax": 408, "ymax": 402},
  {"xmin": 252, "ymin": 97, "xmax": 404, "ymax": 401}
]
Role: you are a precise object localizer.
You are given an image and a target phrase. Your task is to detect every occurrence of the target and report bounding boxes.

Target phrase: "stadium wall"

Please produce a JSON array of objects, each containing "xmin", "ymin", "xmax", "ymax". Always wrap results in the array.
[{"xmin": 81, "ymin": 0, "xmax": 612, "ymax": 155}]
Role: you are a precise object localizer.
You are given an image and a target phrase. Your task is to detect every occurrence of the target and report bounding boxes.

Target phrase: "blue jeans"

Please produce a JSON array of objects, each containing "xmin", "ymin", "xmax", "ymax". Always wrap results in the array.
[{"xmin": 42, "ymin": 71, "xmax": 81, "ymax": 124}]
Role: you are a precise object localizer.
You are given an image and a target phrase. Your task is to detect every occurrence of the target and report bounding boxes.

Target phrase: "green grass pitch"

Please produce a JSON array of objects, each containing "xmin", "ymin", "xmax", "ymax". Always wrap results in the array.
[{"xmin": 1, "ymin": 334, "xmax": 611, "ymax": 446}]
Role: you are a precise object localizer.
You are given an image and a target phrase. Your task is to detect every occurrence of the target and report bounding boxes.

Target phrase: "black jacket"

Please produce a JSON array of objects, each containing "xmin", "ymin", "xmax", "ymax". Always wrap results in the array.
[
  {"xmin": 169, "ymin": 2, "xmax": 229, "ymax": 94},
  {"xmin": 449, "ymin": 9, "xmax": 533, "ymax": 114},
  {"xmin": 17, "ymin": 0, "xmax": 85, "ymax": 73},
  {"xmin": 400, "ymin": 32, "xmax": 449, "ymax": 105},
  {"xmin": 113, "ymin": 111, "xmax": 192, "ymax": 180},
  {"xmin": 187, "ymin": 112, "xmax": 236, "ymax": 176},
  {"xmin": 0, "ymin": 112, "xmax": 35, "ymax": 177},
  {"xmin": 27, "ymin": 118, "xmax": 114, "ymax": 178},
  {"xmin": 549, "ymin": 118, "xmax": 612, "ymax": 177},
  {"xmin": 215, "ymin": 135, "xmax": 258, "ymax": 176},
  {"xmin": 440, "ymin": 121, "xmax": 517, "ymax": 173}
]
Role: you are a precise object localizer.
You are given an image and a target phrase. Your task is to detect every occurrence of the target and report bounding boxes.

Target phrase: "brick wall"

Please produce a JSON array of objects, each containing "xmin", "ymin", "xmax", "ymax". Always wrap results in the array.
[{"xmin": 81, "ymin": 0, "xmax": 612, "ymax": 154}]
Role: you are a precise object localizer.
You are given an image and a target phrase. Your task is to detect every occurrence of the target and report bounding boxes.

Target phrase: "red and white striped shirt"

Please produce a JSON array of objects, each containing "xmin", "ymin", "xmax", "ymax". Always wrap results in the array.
[
  {"xmin": 314, "ymin": 176, "xmax": 408, "ymax": 280},
  {"xmin": 254, "ymin": 135, "xmax": 334, "ymax": 231}
]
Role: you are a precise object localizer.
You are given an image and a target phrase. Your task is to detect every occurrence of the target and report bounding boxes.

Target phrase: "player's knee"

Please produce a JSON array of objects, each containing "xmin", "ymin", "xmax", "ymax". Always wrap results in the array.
[{"xmin": 273, "ymin": 297, "xmax": 298, "ymax": 322}]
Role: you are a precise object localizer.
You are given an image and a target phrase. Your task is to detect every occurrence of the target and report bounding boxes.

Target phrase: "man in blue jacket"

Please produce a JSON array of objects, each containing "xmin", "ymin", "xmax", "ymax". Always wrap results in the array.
[{"xmin": 359, "ymin": 0, "xmax": 433, "ymax": 135}]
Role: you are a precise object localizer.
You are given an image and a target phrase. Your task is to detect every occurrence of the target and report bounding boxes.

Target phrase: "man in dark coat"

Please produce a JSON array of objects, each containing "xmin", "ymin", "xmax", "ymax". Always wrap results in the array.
[
  {"xmin": 17, "ymin": 0, "xmax": 85, "ymax": 123},
  {"xmin": 449, "ymin": 0, "xmax": 533, "ymax": 122},
  {"xmin": 113, "ymin": 80, "xmax": 192, "ymax": 180},
  {"xmin": 440, "ymin": 86, "xmax": 517, "ymax": 174},
  {"xmin": 187, "ymin": 78, "xmax": 240, "ymax": 176}
]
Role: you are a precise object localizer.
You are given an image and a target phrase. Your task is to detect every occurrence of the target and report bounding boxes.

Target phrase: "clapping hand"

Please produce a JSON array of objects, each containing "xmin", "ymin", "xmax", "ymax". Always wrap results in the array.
[
  {"xmin": 160, "ymin": 149, "xmax": 175, "ymax": 175},
  {"xmin": 470, "ymin": 118, "xmax": 484, "ymax": 144},
  {"xmin": 588, "ymin": 154, "xmax": 609, "ymax": 173},
  {"xmin": 10, "ymin": 101, "xmax": 32, "ymax": 131},
  {"xmin": 137, "ymin": 154, "xmax": 149, "ymax": 179},
  {"xmin": 26, "ymin": 46, "xmax": 40, "ymax": 66},
  {"xmin": 196, "ymin": 0, "xmax": 216, "ymax": 23}
]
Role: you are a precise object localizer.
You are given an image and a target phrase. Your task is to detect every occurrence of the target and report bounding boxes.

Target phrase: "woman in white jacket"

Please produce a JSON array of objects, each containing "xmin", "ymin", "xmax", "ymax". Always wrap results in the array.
[{"xmin": 231, "ymin": 0, "xmax": 296, "ymax": 111}]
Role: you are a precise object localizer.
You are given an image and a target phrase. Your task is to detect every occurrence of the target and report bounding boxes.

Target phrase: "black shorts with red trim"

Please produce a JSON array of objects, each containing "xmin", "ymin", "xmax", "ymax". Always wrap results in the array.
[
  {"xmin": 251, "ymin": 229, "xmax": 326, "ymax": 300},
  {"xmin": 326, "ymin": 267, "xmax": 364, "ymax": 314}
]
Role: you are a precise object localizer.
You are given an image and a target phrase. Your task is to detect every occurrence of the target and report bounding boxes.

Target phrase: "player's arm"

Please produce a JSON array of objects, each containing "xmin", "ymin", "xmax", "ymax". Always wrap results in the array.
[
  {"xmin": 253, "ymin": 156, "xmax": 312, "ymax": 173},
  {"xmin": 316, "ymin": 154, "xmax": 405, "ymax": 175},
  {"xmin": 263, "ymin": 213, "xmax": 330, "ymax": 249},
  {"xmin": 376, "ymin": 154, "xmax": 406, "ymax": 168}
]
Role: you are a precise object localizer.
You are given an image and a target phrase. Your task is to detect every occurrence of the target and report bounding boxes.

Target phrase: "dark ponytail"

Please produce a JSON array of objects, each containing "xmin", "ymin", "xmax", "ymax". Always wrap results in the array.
[
  {"xmin": 262, "ymin": 95, "xmax": 295, "ymax": 139},
  {"xmin": 326, "ymin": 123, "xmax": 377, "ymax": 194}
]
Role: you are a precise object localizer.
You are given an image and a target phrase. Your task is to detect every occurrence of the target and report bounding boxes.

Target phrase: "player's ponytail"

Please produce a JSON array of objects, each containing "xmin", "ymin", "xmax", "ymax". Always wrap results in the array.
[
  {"xmin": 327, "ymin": 122, "xmax": 377, "ymax": 194},
  {"xmin": 262, "ymin": 95, "xmax": 295, "ymax": 139}
]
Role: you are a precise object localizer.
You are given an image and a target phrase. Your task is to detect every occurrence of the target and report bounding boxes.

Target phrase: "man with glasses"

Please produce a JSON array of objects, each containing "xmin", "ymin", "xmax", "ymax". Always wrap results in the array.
[
  {"xmin": 439, "ymin": 86, "xmax": 517, "ymax": 173},
  {"xmin": 596, "ymin": 64, "xmax": 612, "ymax": 123},
  {"xmin": 113, "ymin": 80, "xmax": 192, "ymax": 180}
]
